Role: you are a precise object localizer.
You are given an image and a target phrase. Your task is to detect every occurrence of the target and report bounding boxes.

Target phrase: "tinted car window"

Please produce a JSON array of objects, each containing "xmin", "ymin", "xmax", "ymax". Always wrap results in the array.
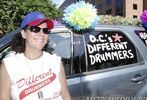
[
  {"xmin": 48, "ymin": 32, "xmax": 71, "ymax": 75},
  {"xmin": 135, "ymin": 30, "xmax": 147, "ymax": 46},
  {"xmin": 0, "ymin": 47, "xmax": 12, "ymax": 61},
  {"xmin": 84, "ymin": 31, "xmax": 138, "ymax": 71}
]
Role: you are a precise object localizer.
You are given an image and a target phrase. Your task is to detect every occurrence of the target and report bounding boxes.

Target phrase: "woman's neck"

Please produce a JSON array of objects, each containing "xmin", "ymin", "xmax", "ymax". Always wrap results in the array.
[{"xmin": 24, "ymin": 50, "xmax": 43, "ymax": 60}]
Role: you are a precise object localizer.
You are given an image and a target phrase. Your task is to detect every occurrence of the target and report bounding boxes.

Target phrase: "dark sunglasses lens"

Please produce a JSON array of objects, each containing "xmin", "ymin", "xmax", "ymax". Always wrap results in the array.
[
  {"xmin": 43, "ymin": 28, "xmax": 50, "ymax": 34},
  {"xmin": 30, "ymin": 26, "xmax": 40, "ymax": 33}
]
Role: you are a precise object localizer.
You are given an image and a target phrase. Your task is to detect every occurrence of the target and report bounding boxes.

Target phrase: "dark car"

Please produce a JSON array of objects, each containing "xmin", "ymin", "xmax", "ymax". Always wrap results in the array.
[{"xmin": 1, "ymin": 24, "xmax": 147, "ymax": 100}]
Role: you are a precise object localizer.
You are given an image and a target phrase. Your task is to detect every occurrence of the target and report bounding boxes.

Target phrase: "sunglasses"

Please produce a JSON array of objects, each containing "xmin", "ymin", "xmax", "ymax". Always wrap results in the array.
[{"xmin": 27, "ymin": 26, "xmax": 50, "ymax": 34}]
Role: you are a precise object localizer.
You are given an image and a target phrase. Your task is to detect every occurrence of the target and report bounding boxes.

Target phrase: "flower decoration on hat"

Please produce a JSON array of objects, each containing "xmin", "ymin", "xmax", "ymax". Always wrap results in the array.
[
  {"xmin": 62, "ymin": 1, "xmax": 99, "ymax": 32},
  {"xmin": 140, "ymin": 10, "xmax": 147, "ymax": 30}
]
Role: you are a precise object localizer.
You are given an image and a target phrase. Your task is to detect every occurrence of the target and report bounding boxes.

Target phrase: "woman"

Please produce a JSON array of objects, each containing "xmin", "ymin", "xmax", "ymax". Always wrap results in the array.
[{"xmin": 0, "ymin": 11, "xmax": 71, "ymax": 100}]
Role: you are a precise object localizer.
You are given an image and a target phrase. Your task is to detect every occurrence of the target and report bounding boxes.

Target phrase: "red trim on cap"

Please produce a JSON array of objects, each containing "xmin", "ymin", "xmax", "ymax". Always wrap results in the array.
[{"xmin": 28, "ymin": 18, "xmax": 54, "ymax": 29}]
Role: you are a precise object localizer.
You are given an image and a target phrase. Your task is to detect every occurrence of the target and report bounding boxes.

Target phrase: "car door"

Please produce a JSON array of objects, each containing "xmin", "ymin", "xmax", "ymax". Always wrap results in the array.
[
  {"xmin": 79, "ymin": 28, "xmax": 147, "ymax": 99},
  {"xmin": 48, "ymin": 30, "xmax": 82, "ymax": 100}
]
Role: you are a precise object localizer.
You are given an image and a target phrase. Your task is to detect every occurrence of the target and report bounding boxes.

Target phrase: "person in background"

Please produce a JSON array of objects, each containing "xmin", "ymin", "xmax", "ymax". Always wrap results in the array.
[{"xmin": 0, "ymin": 11, "xmax": 71, "ymax": 100}]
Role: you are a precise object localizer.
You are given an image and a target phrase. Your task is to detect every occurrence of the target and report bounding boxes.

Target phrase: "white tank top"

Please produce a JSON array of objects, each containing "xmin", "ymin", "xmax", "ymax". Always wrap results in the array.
[{"xmin": 3, "ymin": 51, "xmax": 62, "ymax": 100}]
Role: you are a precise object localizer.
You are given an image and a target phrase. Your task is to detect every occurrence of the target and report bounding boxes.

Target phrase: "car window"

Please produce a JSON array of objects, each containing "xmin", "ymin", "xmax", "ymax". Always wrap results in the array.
[
  {"xmin": 0, "ymin": 32, "xmax": 72, "ymax": 76},
  {"xmin": 135, "ymin": 30, "xmax": 147, "ymax": 46},
  {"xmin": 83, "ymin": 30, "xmax": 139, "ymax": 71},
  {"xmin": 0, "ymin": 47, "xmax": 12, "ymax": 61},
  {"xmin": 48, "ymin": 32, "xmax": 71, "ymax": 76}
]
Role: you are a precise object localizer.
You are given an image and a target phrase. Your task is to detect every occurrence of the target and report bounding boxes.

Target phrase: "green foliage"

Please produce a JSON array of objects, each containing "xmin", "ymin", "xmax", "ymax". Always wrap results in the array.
[
  {"xmin": 99, "ymin": 15, "xmax": 141, "ymax": 26},
  {"xmin": 0, "ymin": 0, "xmax": 62, "ymax": 36}
]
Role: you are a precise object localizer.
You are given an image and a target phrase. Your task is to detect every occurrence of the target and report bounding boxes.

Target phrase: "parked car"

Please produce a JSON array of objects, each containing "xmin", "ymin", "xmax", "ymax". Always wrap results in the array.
[{"xmin": 1, "ymin": 24, "xmax": 147, "ymax": 100}]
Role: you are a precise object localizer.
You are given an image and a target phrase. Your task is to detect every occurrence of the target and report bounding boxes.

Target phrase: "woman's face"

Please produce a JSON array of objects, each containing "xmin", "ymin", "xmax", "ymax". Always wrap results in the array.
[{"xmin": 21, "ymin": 22, "xmax": 49, "ymax": 51}]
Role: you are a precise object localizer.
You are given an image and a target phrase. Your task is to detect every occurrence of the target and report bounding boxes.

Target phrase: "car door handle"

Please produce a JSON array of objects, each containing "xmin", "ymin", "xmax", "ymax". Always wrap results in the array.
[{"xmin": 131, "ymin": 74, "xmax": 146, "ymax": 83}]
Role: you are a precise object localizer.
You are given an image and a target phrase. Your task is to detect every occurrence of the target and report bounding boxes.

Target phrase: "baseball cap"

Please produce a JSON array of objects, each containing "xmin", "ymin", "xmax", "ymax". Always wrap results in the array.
[{"xmin": 20, "ymin": 11, "xmax": 54, "ymax": 30}]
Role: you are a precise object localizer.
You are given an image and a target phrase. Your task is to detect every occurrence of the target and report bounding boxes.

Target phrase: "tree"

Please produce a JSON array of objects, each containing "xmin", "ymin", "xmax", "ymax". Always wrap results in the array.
[{"xmin": 0, "ymin": 0, "xmax": 62, "ymax": 37}]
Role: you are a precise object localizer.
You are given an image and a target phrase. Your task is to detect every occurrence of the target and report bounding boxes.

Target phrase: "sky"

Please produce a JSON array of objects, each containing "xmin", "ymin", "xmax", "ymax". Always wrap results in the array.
[{"xmin": 51, "ymin": 0, "xmax": 65, "ymax": 8}]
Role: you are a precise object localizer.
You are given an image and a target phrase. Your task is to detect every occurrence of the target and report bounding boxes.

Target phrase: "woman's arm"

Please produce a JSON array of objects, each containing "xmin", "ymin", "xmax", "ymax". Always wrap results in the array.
[
  {"xmin": 0, "ymin": 61, "xmax": 11, "ymax": 100},
  {"xmin": 59, "ymin": 62, "xmax": 71, "ymax": 100}
]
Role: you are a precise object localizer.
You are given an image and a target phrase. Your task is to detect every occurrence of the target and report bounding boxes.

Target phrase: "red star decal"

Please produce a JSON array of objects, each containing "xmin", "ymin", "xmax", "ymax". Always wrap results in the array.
[{"xmin": 112, "ymin": 33, "xmax": 123, "ymax": 42}]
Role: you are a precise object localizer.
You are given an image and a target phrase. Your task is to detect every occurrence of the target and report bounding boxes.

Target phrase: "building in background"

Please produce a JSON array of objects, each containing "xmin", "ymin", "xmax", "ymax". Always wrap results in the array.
[
  {"xmin": 125, "ymin": 0, "xmax": 143, "ymax": 18},
  {"xmin": 86, "ymin": 0, "xmax": 144, "ymax": 19},
  {"xmin": 143, "ymin": 0, "xmax": 147, "ymax": 10},
  {"xmin": 59, "ymin": 0, "xmax": 147, "ymax": 19},
  {"xmin": 87, "ymin": 0, "xmax": 124, "ymax": 16}
]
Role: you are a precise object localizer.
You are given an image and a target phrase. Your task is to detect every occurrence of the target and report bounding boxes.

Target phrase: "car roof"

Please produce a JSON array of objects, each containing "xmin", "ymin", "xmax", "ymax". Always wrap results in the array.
[{"xmin": 52, "ymin": 24, "xmax": 145, "ymax": 31}]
